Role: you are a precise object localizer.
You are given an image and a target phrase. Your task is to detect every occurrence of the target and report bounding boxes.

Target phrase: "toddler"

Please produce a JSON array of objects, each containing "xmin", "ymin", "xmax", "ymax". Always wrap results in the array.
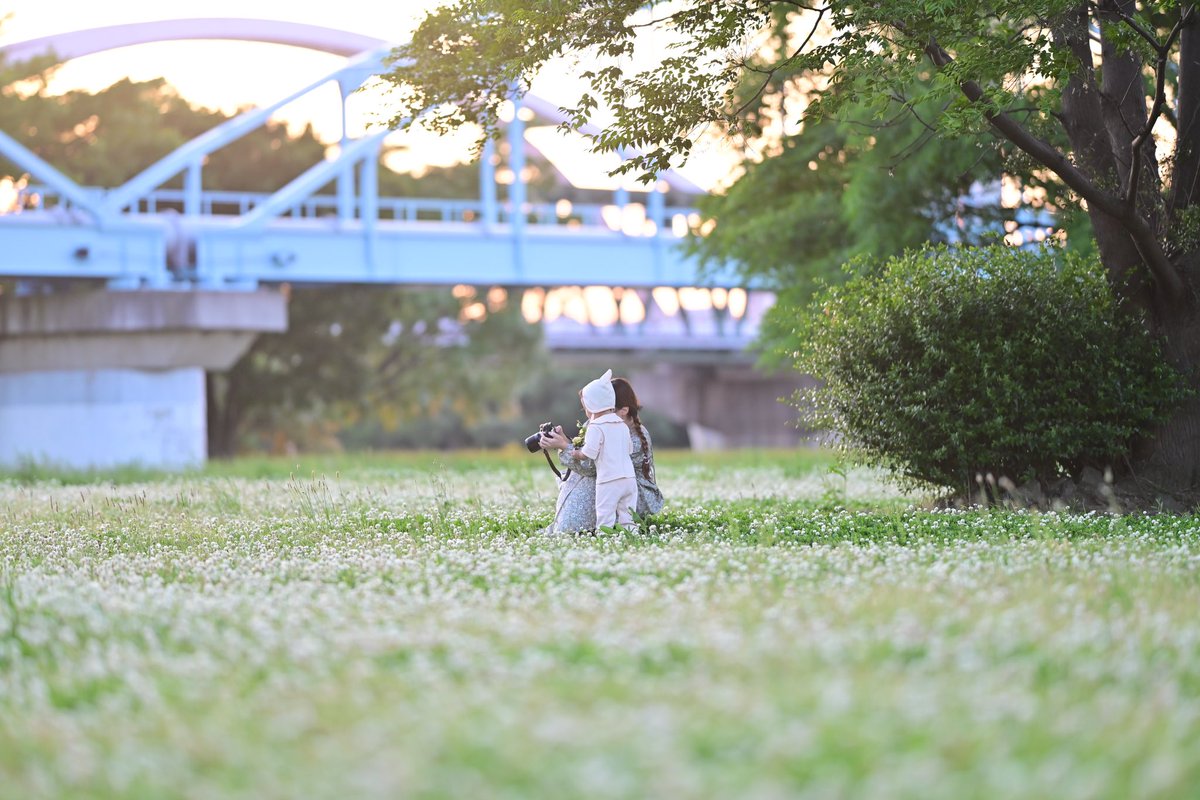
[{"xmin": 578, "ymin": 369, "xmax": 637, "ymax": 530}]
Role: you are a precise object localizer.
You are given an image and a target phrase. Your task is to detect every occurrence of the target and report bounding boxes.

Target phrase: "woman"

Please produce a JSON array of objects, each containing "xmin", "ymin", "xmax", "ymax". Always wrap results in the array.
[{"xmin": 540, "ymin": 376, "xmax": 664, "ymax": 533}]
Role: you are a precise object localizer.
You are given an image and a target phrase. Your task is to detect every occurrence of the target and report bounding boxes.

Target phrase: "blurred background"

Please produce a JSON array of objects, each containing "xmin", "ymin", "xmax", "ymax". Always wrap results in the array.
[{"xmin": 0, "ymin": 2, "xmax": 809, "ymax": 468}]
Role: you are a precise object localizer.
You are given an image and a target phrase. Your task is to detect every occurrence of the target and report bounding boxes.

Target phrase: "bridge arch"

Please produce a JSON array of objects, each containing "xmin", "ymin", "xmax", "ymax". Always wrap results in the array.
[
  {"xmin": 0, "ymin": 18, "xmax": 389, "ymax": 63},
  {"xmin": 0, "ymin": 17, "xmax": 710, "ymax": 196}
]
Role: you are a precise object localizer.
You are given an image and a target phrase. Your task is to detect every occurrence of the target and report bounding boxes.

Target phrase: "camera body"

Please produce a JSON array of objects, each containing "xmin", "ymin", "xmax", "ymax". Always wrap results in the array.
[{"xmin": 524, "ymin": 421, "xmax": 556, "ymax": 453}]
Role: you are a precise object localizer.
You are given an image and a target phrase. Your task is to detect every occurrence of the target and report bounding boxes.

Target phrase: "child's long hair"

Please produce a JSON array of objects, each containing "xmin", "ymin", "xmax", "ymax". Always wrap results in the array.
[{"xmin": 612, "ymin": 377, "xmax": 652, "ymax": 479}]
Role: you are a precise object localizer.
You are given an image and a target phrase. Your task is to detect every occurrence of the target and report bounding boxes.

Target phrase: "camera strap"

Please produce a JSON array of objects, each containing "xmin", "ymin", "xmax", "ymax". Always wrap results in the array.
[{"xmin": 542, "ymin": 450, "xmax": 571, "ymax": 482}]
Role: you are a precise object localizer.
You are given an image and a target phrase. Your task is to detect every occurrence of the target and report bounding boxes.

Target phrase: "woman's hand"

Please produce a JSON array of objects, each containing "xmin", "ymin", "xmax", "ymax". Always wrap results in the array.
[{"xmin": 539, "ymin": 426, "xmax": 571, "ymax": 451}]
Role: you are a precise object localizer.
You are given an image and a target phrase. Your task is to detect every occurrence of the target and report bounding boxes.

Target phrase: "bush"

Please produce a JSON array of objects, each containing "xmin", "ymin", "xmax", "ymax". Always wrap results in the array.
[{"xmin": 793, "ymin": 244, "xmax": 1187, "ymax": 492}]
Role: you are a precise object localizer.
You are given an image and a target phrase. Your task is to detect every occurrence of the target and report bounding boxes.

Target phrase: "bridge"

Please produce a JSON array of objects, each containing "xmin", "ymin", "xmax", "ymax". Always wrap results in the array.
[{"xmin": 0, "ymin": 18, "xmax": 799, "ymax": 468}]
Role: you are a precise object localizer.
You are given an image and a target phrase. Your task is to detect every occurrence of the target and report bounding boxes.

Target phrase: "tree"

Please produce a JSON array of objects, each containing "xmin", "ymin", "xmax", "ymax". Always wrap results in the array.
[
  {"xmin": 207, "ymin": 284, "xmax": 541, "ymax": 455},
  {"xmin": 0, "ymin": 75, "xmax": 328, "ymax": 190},
  {"xmin": 384, "ymin": 1, "xmax": 1200, "ymax": 503}
]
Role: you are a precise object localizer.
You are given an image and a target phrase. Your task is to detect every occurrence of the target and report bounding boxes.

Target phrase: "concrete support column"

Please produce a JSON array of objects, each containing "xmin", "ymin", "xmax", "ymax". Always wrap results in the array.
[
  {"xmin": 0, "ymin": 289, "xmax": 287, "ymax": 470},
  {"xmin": 0, "ymin": 368, "xmax": 206, "ymax": 469}
]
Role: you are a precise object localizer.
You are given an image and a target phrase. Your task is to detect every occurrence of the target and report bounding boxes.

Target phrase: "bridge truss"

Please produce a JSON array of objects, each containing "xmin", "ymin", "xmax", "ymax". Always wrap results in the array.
[{"xmin": 0, "ymin": 19, "xmax": 767, "ymax": 354}]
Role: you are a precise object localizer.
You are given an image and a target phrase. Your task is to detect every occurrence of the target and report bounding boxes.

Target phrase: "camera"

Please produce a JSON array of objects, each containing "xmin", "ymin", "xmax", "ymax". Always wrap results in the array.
[{"xmin": 524, "ymin": 422, "xmax": 556, "ymax": 453}]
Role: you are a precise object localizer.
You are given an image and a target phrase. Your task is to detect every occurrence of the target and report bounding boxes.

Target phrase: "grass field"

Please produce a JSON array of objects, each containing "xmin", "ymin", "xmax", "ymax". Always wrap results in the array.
[{"xmin": 2, "ymin": 451, "xmax": 1199, "ymax": 798}]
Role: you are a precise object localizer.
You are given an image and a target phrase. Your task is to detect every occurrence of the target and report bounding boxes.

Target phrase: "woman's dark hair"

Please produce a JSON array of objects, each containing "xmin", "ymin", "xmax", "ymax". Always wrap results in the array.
[{"xmin": 612, "ymin": 377, "xmax": 652, "ymax": 479}]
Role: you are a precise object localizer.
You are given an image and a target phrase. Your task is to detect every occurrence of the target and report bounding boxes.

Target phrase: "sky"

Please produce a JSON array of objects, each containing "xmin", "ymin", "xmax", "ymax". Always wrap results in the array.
[
  {"xmin": 0, "ymin": 0, "xmax": 433, "ymax": 118},
  {"xmin": 0, "ymin": 0, "xmax": 739, "ymax": 187}
]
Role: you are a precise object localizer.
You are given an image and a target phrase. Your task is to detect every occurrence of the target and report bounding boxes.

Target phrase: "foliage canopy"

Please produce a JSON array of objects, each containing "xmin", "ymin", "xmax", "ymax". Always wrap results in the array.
[{"xmin": 387, "ymin": 1, "xmax": 1198, "ymax": 301}]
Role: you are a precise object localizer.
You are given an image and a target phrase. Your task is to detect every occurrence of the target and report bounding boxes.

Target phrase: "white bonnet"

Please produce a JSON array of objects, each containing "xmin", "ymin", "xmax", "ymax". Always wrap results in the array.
[{"xmin": 580, "ymin": 369, "xmax": 616, "ymax": 413}]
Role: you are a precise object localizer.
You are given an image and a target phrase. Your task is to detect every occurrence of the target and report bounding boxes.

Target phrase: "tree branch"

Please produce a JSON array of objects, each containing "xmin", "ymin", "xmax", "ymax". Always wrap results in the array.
[
  {"xmin": 1170, "ymin": 7, "xmax": 1200, "ymax": 216},
  {"xmin": 1095, "ymin": 0, "xmax": 1154, "ymax": 206},
  {"xmin": 1123, "ymin": 5, "xmax": 1192, "ymax": 208},
  {"xmin": 626, "ymin": 8, "xmax": 691, "ymax": 30},
  {"xmin": 729, "ymin": 5, "xmax": 829, "ymax": 120},
  {"xmin": 1099, "ymin": 0, "xmax": 1165, "ymax": 50},
  {"xmin": 922, "ymin": 36, "xmax": 1185, "ymax": 298}
]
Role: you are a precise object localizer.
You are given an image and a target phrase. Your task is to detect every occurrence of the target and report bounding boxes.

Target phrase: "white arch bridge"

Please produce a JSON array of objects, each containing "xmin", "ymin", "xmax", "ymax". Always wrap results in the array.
[{"xmin": 0, "ymin": 19, "xmax": 800, "ymax": 468}]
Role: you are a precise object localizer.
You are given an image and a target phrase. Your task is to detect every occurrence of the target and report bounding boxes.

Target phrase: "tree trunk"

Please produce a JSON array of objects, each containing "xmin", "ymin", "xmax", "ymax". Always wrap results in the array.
[
  {"xmin": 1098, "ymin": 0, "xmax": 1162, "ymax": 228},
  {"xmin": 932, "ymin": 4, "xmax": 1200, "ymax": 505},
  {"xmin": 205, "ymin": 373, "xmax": 240, "ymax": 459},
  {"xmin": 1119, "ymin": 12, "xmax": 1200, "ymax": 506},
  {"xmin": 1126, "ymin": 251, "xmax": 1200, "ymax": 505},
  {"xmin": 1054, "ymin": 7, "xmax": 1159, "ymax": 309},
  {"xmin": 1169, "ymin": 17, "xmax": 1199, "ymax": 217}
]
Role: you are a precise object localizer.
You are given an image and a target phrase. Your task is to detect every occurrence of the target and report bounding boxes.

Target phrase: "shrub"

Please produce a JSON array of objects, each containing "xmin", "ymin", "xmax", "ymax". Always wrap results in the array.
[{"xmin": 793, "ymin": 244, "xmax": 1187, "ymax": 492}]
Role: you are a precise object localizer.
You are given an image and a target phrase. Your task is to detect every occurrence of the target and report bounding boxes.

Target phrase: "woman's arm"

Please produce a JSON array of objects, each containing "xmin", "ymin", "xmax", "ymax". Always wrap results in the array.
[
  {"xmin": 561, "ymin": 444, "xmax": 597, "ymax": 476},
  {"xmin": 542, "ymin": 426, "xmax": 598, "ymax": 475}
]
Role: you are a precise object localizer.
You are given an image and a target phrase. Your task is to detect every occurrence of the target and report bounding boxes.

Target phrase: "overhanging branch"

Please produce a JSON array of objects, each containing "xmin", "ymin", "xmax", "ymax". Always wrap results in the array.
[
  {"xmin": 1122, "ymin": 4, "xmax": 1193, "ymax": 209},
  {"xmin": 922, "ymin": 37, "xmax": 1185, "ymax": 298}
]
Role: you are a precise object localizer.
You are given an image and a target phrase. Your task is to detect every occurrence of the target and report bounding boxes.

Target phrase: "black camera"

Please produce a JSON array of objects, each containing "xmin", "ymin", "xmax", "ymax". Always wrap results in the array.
[{"xmin": 524, "ymin": 422, "xmax": 556, "ymax": 453}]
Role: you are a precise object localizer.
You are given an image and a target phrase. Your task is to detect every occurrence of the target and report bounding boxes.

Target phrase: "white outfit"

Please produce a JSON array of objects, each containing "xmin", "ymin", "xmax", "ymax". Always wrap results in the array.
[{"xmin": 580, "ymin": 411, "xmax": 636, "ymax": 529}]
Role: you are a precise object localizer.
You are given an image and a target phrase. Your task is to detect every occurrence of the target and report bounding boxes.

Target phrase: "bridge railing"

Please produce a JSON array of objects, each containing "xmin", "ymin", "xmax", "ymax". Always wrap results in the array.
[{"xmin": 12, "ymin": 184, "xmax": 700, "ymax": 235}]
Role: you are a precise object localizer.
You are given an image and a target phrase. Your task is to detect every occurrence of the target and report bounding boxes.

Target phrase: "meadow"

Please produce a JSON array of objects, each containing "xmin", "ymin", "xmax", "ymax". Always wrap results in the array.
[{"xmin": 2, "ymin": 450, "xmax": 1199, "ymax": 798}]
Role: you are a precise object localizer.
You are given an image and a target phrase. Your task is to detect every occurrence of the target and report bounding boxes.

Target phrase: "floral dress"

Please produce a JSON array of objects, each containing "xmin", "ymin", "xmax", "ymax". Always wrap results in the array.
[{"xmin": 549, "ymin": 424, "xmax": 664, "ymax": 534}]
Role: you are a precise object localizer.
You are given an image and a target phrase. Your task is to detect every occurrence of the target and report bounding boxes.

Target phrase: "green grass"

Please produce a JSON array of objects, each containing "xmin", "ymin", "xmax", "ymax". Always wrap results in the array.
[
  {"xmin": 2, "ymin": 451, "xmax": 1198, "ymax": 798},
  {"xmin": 0, "ymin": 446, "xmax": 839, "ymax": 485}
]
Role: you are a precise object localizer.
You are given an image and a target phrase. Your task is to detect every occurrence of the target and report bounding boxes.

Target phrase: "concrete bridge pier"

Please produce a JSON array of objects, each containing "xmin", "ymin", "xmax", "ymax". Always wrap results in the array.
[
  {"xmin": 0, "ymin": 290, "xmax": 286, "ymax": 470},
  {"xmin": 629, "ymin": 363, "xmax": 816, "ymax": 449}
]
